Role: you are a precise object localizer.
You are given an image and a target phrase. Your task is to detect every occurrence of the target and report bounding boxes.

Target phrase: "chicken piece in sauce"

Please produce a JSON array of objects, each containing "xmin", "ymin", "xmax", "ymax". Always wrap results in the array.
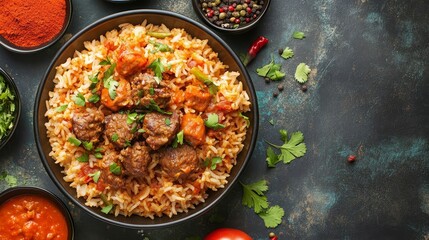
[
  {"xmin": 158, "ymin": 144, "xmax": 200, "ymax": 181},
  {"xmin": 143, "ymin": 111, "xmax": 180, "ymax": 150},
  {"xmin": 181, "ymin": 113, "xmax": 205, "ymax": 146},
  {"xmin": 120, "ymin": 142, "xmax": 152, "ymax": 179},
  {"xmin": 72, "ymin": 108, "xmax": 104, "ymax": 143},
  {"xmin": 105, "ymin": 113, "xmax": 139, "ymax": 149}
]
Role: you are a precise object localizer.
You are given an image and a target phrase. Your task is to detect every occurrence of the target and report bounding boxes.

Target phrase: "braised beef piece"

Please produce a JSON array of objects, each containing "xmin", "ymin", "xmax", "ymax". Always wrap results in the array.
[
  {"xmin": 105, "ymin": 113, "xmax": 139, "ymax": 149},
  {"xmin": 158, "ymin": 144, "xmax": 200, "ymax": 181},
  {"xmin": 99, "ymin": 149, "xmax": 125, "ymax": 190},
  {"xmin": 143, "ymin": 110, "xmax": 180, "ymax": 150},
  {"xmin": 72, "ymin": 108, "xmax": 104, "ymax": 143},
  {"xmin": 120, "ymin": 142, "xmax": 152, "ymax": 179},
  {"xmin": 130, "ymin": 73, "xmax": 171, "ymax": 108}
]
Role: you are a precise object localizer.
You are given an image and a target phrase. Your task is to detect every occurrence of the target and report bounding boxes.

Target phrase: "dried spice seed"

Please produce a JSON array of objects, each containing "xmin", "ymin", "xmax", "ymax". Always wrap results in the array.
[
  {"xmin": 273, "ymin": 91, "xmax": 279, "ymax": 97},
  {"xmin": 265, "ymin": 77, "xmax": 270, "ymax": 83},
  {"xmin": 301, "ymin": 85, "xmax": 308, "ymax": 92},
  {"xmin": 277, "ymin": 84, "xmax": 284, "ymax": 91}
]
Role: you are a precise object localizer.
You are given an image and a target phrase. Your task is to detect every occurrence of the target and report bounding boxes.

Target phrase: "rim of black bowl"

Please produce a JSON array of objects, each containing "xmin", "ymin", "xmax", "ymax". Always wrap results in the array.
[
  {"xmin": 0, "ymin": 0, "xmax": 73, "ymax": 54},
  {"xmin": 191, "ymin": 0, "xmax": 271, "ymax": 33},
  {"xmin": 0, "ymin": 67, "xmax": 21, "ymax": 150},
  {"xmin": 0, "ymin": 186, "xmax": 75, "ymax": 240},
  {"xmin": 34, "ymin": 9, "xmax": 259, "ymax": 229}
]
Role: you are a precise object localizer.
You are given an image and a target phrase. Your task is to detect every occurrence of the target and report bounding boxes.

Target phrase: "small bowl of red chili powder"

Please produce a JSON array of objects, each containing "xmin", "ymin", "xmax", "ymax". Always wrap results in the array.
[
  {"xmin": 0, "ymin": 0, "xmax": 72, "ymax": 53},
  {"xmin": 192, "ymin": 0, "xmax": 271, "ymax": 33},
  {"xmin": 0, "ymin": 186, "xmax": 74, "ymax": 240}
]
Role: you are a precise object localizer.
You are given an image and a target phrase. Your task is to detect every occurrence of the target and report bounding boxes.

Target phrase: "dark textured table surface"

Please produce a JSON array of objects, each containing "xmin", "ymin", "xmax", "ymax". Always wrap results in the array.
[{"xmin": 1, "ymin": 0, "xmax": 428, "ymax": 239}]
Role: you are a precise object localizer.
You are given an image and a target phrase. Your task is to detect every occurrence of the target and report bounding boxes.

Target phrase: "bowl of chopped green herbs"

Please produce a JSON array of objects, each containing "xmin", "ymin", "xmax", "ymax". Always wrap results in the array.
[{"xmin": 0, "ymin": 67, "xmax": 21, "ymax": 150}]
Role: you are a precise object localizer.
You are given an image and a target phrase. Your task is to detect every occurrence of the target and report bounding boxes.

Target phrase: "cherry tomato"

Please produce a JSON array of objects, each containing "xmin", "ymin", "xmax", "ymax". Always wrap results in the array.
[{"xmin": 204, "ymin": 228, "xmax": 252, "ymax": 240}]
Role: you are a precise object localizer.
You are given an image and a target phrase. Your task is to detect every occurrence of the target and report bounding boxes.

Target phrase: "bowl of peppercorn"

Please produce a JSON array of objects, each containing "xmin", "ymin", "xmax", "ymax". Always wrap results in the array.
[{"xmin": 192, "ymin": 0, "xmax": 270, "ymax": 33}]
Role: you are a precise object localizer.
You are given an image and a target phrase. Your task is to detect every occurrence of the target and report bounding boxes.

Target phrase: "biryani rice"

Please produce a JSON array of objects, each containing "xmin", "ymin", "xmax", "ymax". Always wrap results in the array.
[{"xmin": 45, "ymin": 20, "xmax": 250, "ymax": 218}]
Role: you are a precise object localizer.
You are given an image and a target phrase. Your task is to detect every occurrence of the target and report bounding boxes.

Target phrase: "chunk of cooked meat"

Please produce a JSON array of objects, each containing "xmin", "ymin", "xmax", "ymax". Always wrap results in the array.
[
  {"xmin": 120, "ymin": 142, "xmax": 152, "ymax": 179},
  {"xmin": 130, "ymin": 73, "xmax": 171, "ymax": 108},
  {"xmin": 100, "ymin": 78, "xmax": 132, "ymax": 111},
  {"xmin": 143, "ymin": 111, "xmax": 180, "ymax": 150},
  {"xmin": 105, "ymin": 113, "xmax": 139, "ymax": 149},
  {"xmin": 181, "ymin": 113, "xmax": 205, "ymax": 146},
  {"xmin": 98, "ymin": 149, "xmax": 125, "ymax": 190},
  {"xmin": 116, "ymin": 45, "xmax": 147, "ymax": 76},
  {"xmin": 72, "ymin": 108, "xmax": 104, "ymax": 143},
  {"xmin": 184, "ymin": 85, "xmax": 212, "ymax": 112},
  {"xmin": 158, "ymin": 144, "xmax": 200, "ymax": 181}
]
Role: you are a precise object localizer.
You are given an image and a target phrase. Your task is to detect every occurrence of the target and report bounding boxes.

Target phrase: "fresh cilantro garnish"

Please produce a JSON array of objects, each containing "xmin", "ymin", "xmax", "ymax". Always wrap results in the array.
[
  {"xmin": 190, "ymin": 67, "xmax": 218, "ymax": 95},
  {"xmin": 68, "ymin": 137, "xmax": 81, "ymax": 146},
  {"xmin": 148, "ymin": 99, "xmax": 172, "ymax": 115},
  {"xmin": 204, "ymin": 113, "xmax": 225, "ymax": 130},
  {"xmin": 77, "ymin": 152, "xmax": 89, "ymax": 162},
  {"xmin": 266, "ymin": 147, "xmax": 280, "ymax": 167},
  {"xmin": 204, "ymin": 157, "xmax": 222, "ymax": 170},
  {"xmin": 88, "ymin": 170, "xmax": 101, "ymax": 183},
  {"xmin": 111, "ymin": 133, "xmax": 119, "ymax": 142},
  {"xmin": 94, "ymin": 152, "xmax": 103, "ymax": 159},
  {"xmin": 149, "ymin": 87, "xmax": 155, "ymax": 95},
  {"xmin": 82, "ymin": 141, "xmax": 93, "ymax": 151},
  {"xmin": 149, "ymin": 40, "xmax": 173, "ymax": 52},
  {"xmin": 138, "ymin": 129, "xmax": 145, "ymax": 133},
  {"xmin": 172, "ymin": 130, "xmax": 184, "ymax": 148},
  {"xmin": 256, "ymin": 60, "xmax": 285, "ymax": 81},
  {"xmin": 74, "ymin": 93, "xmax": 86, "ymax": 106},
  {"xmin": 55, "ymin": 104, "xmax": 68, "ymax": 112},
  {"xmin": 127, "ymin": 112, "xmax": 138, "ymax": 125},
  {"xmin": 265, "ymin": 130, "xmax": 307, "ymax": 165},
  {"xmin": 269, "ymin": 119, "xmax": 274, "ymax": 125},
  {"xmin": 89, "ymin": 72, "xmax": 99, "ymax": 90},
  {"xmin": 258, "ymin": 205, "xmax": 285, "ymax": 228},
  {"xmin": 88, "ymin": 94, "xmax": 100, "ymax": 103},
  {"xmin": 281, "ymin": 47, "xmax": 294, "ymax": 59},
  {"xmin": 241, "ymin": 180, "xmax": 285, "ymax": 228},
  {"xmin": 99, "ymin": 58, "xmax": 112, "ymax": 66},
  {"xmin": 294, "ymin": 63, "xmax": 311, "ymax": 83},
  {"xmin": 109, "ymin": 163, "xmax": 121, "ymax": 175},
  {"xmin": 148, "ymin": 58, "xmax": 165, "ymax": 84},
  {"xmin": 292, "ymin": 31, "xmax": 305, "ymax": 39},
  {"xmin": 101, "ymin": 204, "xmax": 113, "ymax": 214},
  {"xmin": 105, "ymin": 77, "xmax": 119, "ymax": 100},
  {"xmin": 239, "ymin": 112, "xmax": 250, "ymax": 128},
  {"xmin": 102, "ymin": 63, "xmax": 116, "ymax": 82},
  {"xmin": 165, "ymin": 118, "xmax": 171, "ymax": 126},
  {"xmin": 125, "ymin": 140, "xmax": 131, "ymax": 147}
]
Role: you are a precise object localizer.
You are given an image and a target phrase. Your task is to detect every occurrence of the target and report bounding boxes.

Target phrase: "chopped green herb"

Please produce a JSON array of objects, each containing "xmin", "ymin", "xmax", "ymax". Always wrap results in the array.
[
  {"xmin": 147, "ymin": 31, "xmax": 172, "ymax": 39},
  {"xmin": 294, "ymin": 63, "xmax": 311, "ymax": 83},
  {"xmin": 55, "ymin": 104, "xmax": 68, "ymax": 112},
  {"xmin": 68, "ymin": 137, "xmax": 81, "ymax": 146},
  {"xmin": 149, "ymin": 87, "xmax": 155, "ymax": 95},
  {"xmin": 82, "ymin": 141, "xmax": 93, "ymax": 151},
  {"xmin": 148, "ymin": 58, "xmax": 165, "ymax": 84},
  {"xmin": 204, "ymin": 113, "xmax": 225, "ymax": 130},
  {"xmin": 109, "ymin": 163, "xmax": 121, "ymax": 175},
  {"xmin": 77, "ymin": 152, "xmax": 89, "ymax": 162},
  {"xmin": 88, "ymin": 94, "xmax": 100, "ymax": 103},
  {"xmin": 241, "ymin": 180, "xmax": 269, "ymax": 213},
  {"xmin": 172, "ymin": 130, "xmax": 184, "ymax": 148},
  {"xmin": 103, "ymin": 76, "xmax": 119, "ymax": 100},
  {"xmin": 89, "ymin": 73, "xmax": 99, "ymax": 89},
  {"xmin": 111, "ymin": 133, "xmax": 119, "ymax": 142},
  {"xmin": 138, "ymin": 129, "xmax": 145, "ymax": 133},
  {"xmin": 101, "ymin": 204, "xmax": 113, "ymax": 214},
  {"xmin": 204, "ymin": 157, "xmax": 222, "ymax": 170},
  {"xmin": 281, "ymin": 47, "xmax": 294, "ymax": 59},
  {"xmin": 125, "ymin": 140, "xmax": 131, "ymax": 147},
  {"xmin": 266, "ymin": 147, "xmax": 280, "ymax": 167},
  {"xmin": 292, "ymin": 31, "xmax": 305, "ymax": 39},
  {"xmin": 265, "ymin": 130, "xmax": 307, "ymax": 165},
  {"xmin": 239, "ymin": 112, "xmax": 250, "ymax": 128},
  {"xmin": 165, "ymin": 118, "xmax": 171, "ymax": 126},
  {"xmin": 256, "ymin": 60, "xmax": 285, "ymax": 81},
  {"xmin": 74, "ymin": 93, "xmax": 86, "ymax": 107},
  {"xmin": 127, "ymin": 112, "xmax": 138, "ymax": 125},
  {"xmin": 88, "ymin": 170, "xmax": 101, "ymax": 183},
  {"xmin": 190, "ymin": 67, "xmax": 218, "ymax": 95},
  {"xmin": 94, "ymin": 152, "xmax": 103, "ymax": 159},
  {"xmin": 95, "ymin": 147, "xmax": 103, "ymax": 152},
  {"xmin": 99, "ymin": 58, "xmax": 112, "ymax": 66},
  {"xmin": 137, "ymin": 90, "xmax": 144, "ymax": 98},
  {"xmin": 258, "ymin": 205, "xmax": 285, "ymax": 228},
  {"xmin": 148, "ymin": 99, "xmax": 172, "ymax": 115}
]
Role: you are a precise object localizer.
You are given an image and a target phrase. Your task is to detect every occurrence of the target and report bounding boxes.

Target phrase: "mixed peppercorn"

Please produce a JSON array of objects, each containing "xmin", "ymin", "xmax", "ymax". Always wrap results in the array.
[{"xmin": 199, "ymin": 0, "xmax": 266, "ymax": 29}]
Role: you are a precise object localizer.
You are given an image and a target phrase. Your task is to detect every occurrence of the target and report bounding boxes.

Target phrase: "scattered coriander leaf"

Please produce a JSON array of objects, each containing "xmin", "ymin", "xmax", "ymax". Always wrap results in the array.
[
  {"xmin": 88, "ymin": 94, "xmax": 100, "ymax": 103},
  {"xmin": 107, "ymin": 79, "xmax": 119, "ymax": 100},
  {"xmin": 266, "ymin": 146, "xmax": 280, "ymax": 168},
  {"xmin": 204, "ymin": 113, "xmax": 225, "ymax": 130},
  {"xmin": 82, "ymin": 141, "xmax": 93, "ymax": 151},
  {"xmin": 89, "ymin": 72, "xmax": 99, "ymax": 89},
  {"xmin": 101, "ymin": 204, "xmax": 113, "ymax": 214},
  {"xmin": 269, "ymin": 119, "xmax": 274, "ymax": 125},
  {"xmin": 165, "ymin": 118, "xmax": 171, "ymax": 126},
  {"xmin": 148, "ymin": 58, "xmax": 165, "ymax": 84},
  {"xmin": 56, "ymin": 104, "xmax": 68, "ymax": 112},
  {"xmin": 149, "ymin": 87, "xmax": 155, "ymax": 95},
  {"xmin": 279, "ymin": 129, "xmax": 287, "ymax": 142},
  {"xmin": 256, "ymin": 60, "xmax": 285, "ymax": 81},
  {"xmin": 295, "ymin": 63, "xmax": 311, "ymax": 83},
  {"xmin": 148, "ymin": 99, "xmax": 172, "ymax": 115},
  {"xmin": 241, "ymin": 180, "xmax": 269, "ymax": 213},
  {"xmin": 89, "ymin": 170, "xmax": 101, "ymax": 183},
  {"xmin": 68, "ymin": 137, "xmax": 81, "ymax": 146},
  {"xmin": 111, "ymin": 133, "xmax": 119, "ymax": 142},
  {"xmin": 109, "ymin": 163, "xmax": 121, "ymax": 175},
  {"xmin": 265, "ymin": 130, "xmax": 307, "ymax": 165},
  {"xmin": 77, "ymin": 152, "xmax": 89, "ymax": 162},
  {"xmin": 74, "ymin": 93, "xmax": 86, "ymax": 107},
  {"xmin": 138, "ymin": 129, "xmax": 145, "ymax": 133},
  {"xmin": 94, "ymin": 152, "xmax": 103, "ymax": 159},
  {"xmin": 281, "ymin": 47, "xmax": 294, "ymax": 59},
  {"xmin": 99, "ymin": 58, "xmax": 112, "ymax": 66},
  {"xmin": 172, "ymin": 130, "xmax": 184, "ymax": 148},
  {"xmin": 204, "ymin": 157, "xmax": 222, "ymax": 170},
  {"xmin": 293, "ymin": 31, "xmax": 305, "ymax": 39},
  {"xmin": 127, "ymin": 112, "xmax": 138, "ymax": 125},
  {"xmin": 258, "ymin": 205, "xmax": 285, "ymax": 228},
  {"xmin": 239, "ymin": 112, "xmax": 250, "ymax": 128},
  {"xmin": 102, "ymin": 63, "xmax": 116, "ymax": 82}
]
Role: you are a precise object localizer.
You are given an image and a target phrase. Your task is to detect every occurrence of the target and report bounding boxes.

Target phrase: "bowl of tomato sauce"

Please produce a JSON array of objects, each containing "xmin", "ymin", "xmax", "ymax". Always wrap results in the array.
[{"xmin": 0, "ymin": 186, "xmax": 74, "ymax": 240}]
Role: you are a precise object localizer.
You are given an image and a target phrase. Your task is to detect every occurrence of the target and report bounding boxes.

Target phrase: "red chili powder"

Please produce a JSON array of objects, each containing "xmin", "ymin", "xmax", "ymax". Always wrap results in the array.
[{"xmin": 0, "ymin": 0, "xmax": 66, "ymax": 48}]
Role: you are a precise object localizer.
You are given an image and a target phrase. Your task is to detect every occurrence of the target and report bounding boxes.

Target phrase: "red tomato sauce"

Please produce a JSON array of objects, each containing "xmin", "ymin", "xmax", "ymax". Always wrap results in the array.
[{"xmin": 0, "ymin": 194, "xmax": 69, "ymax": 240}]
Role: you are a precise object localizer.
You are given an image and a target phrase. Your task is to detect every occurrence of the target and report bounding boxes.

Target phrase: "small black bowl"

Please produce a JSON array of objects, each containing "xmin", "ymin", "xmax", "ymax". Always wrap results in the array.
[
  {"xmin": 192, "ymin": 0, "xmax": 271, "ymax": 33},
  {"xmin": 0, "ymin": 67, "xmax": 21, "ymax": 150},
  {"xmin": 0, "ymin": 186, "xmax": 74, "ymax": 240},
  {"xmin": 0, "ymin": 0, "xmax": 72, "ymax": 53}
]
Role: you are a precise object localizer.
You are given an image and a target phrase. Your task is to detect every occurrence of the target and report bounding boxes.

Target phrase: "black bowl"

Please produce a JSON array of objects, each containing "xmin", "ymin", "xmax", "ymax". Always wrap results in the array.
[
  {"xmin": 0, "ymin": 186, "xmax": 74, "ymax": 240},
  {"xmin": 34, "ymin": 10, "xmax": 258, "ymax": 228},
  {"xmin": 0, "ymin": 67, "xmax": 21, "ymax": 150},
  {"xmin": 0, "ymin": 0, "xmax": 72, "ymax": 53},
  {"xmin": 192, "ymin": 0, "xmax": 271, "ymax": 33}
]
